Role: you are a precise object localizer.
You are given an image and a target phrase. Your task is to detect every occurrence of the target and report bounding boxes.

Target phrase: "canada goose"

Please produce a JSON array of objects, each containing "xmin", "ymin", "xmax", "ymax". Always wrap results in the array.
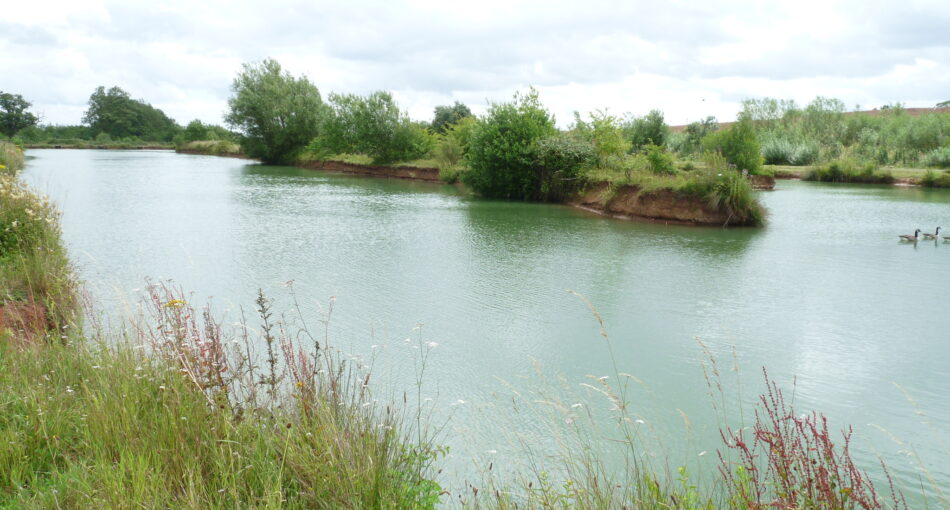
[
  {"xmin": 923, "ymin": 227, "xmax": 942, "ymax": 239},
  {"xmin": 899, "ymin": 229, "xmax": 921, "ymax": 242}
]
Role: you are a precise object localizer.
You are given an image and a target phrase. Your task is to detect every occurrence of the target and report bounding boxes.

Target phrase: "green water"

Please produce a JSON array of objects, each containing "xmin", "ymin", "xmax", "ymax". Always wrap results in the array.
[{"xmin": 23, "ymin": 149, "xmax": 950, "ymax": 500}]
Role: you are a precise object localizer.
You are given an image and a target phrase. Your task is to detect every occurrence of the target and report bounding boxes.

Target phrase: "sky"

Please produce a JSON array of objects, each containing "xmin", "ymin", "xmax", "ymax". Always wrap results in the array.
[{"xmin": 2, "ymin": 0, "xmax": 949, "ymax": 128}]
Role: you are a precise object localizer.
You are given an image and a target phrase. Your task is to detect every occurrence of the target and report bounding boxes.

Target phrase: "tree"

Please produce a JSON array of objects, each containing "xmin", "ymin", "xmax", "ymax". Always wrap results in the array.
[
  {"xmin": 225, "ymin": 59, "xmax": 325, "ymax": 164},
  {"xmin": 312, "ymin": 91, "xmax": 433, "ymax": 164},
  {"xmin": 702, "ymin": 113, "xmax": 763, "ymax": 174},
  {"xmin": 463, "ymin": 89, "xmax": 557, "ymax": 200},
  {"xmin": 82, "ymin": 86, "xmax": 179, "ymax": 141},
  {"xmin": 431, "ymin": 101, "xmax": 473, "ymax": 133},
  {"xmin": 624, "ymin": 110, "xmax": 669, "ymax": 151},
  {"xmin": 937, "ymin": 100, "xmax": 950, "ymax": 108},
  {"xmin": 0, "ymin": 92, "xmax": 39, "ymax": 138}
]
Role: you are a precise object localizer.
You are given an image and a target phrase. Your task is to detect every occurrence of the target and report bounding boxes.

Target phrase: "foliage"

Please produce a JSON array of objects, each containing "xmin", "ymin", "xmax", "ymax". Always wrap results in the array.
[
  {"xmin": 740, "ymin": 95, "xmax": 950, "ymax": 168},
  {"xmin": 674, "ymin": 116, "xmax": 719, "ymax": 155},
  {"xmin": 535, "ymin": 134, "xmax": 596, "ymax": 200},
  {"xmin": 0, "ymin": 142, "xmax": 76, "ymax": 330},
  {"xmin": 720, "ymin": 369, "xmax": 907, "ymax": 510},
  {"xmin": 0, "ymin": 92, "xmax": 39, "ymax": 138},
  {"xmin": 586, "ymin": 110, "xmax": 631, "ymax": 167},
  {"xmin": 463, "ymin": 89, "xmax": 557, "ymax": 200},
  {"xmin": 431, "ymin": 101, "xmax": 473, "ymax": 133},
  {"xmin": 920, "ymin": 169, "xmax": 950, "ymax": 188},
  {"xmin": 0, "ymin": 283, "xmax": 444, "ymax": 508},
  {"xmin": 702, "ymin": 113, "xmax": 764, "ymax": 174},
  {"xmin": 311, "ymin": 91, "xmax": 434, "ymax": 165},
  {"xmin": 805, "ymin": 159, "xmax": 894, "ymax": 184},
  {"xmin": 225, "ymin": 59, "xmax": 326, "ymax": 164},
  {"xmin": 644, "ymin": 143, "xmax": 676, "ymax": 175},
  {"xmin": 182, "ymin": 119, "xmax": 233, "ymax": 144},
  {"xmin": 624, "ymin": 109, "xmax": 669, "ymax": 151},
  {"xmin": 701, "ymin": 152, "xmax": 766, "ymax": 226},
  {"xmin": 760, "ymin": 135, "xmax": 819, "ymax": 165},
  {"xmin": 433, "ymin": 116, "xmax": 477, "ymax": 182},
  {"xmin": 82, "ymin": 86, "xmax": 180, "ymax": 142},
  {"xmin": 922, "ymin": 146, "xmax": 950, "ymax": 168}
]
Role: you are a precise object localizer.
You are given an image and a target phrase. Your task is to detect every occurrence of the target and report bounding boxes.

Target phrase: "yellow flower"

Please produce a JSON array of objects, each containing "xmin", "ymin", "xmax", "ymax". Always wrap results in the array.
[
  {"xmin": 164, "ymin": 299, "xmax": 187, "ymax": 308},
  {"xmin": 0, "ymin": 164, "xmax": 6, "ymax": 169}
]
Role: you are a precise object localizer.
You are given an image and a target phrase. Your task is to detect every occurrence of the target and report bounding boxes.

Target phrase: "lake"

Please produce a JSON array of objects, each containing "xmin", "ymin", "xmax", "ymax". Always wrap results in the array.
[{"xmin": 23, "ymin": 149, "xmax": 950, "ymax": 502}]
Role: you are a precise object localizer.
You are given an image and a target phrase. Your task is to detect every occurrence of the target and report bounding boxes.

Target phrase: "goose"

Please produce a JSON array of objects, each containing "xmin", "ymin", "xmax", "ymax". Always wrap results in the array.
[
  {"xmin": 923, "ymin": 227, "xmax": 942, "ymax": 239},
  {"xmin": 899, "ymin": 229, "xmax": 921, "ymax": 242}
]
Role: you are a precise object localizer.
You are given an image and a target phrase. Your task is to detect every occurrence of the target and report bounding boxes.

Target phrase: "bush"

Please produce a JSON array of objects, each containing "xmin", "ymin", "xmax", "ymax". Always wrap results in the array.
[
  {"xmin": 463, "ymin": 89, "xmax": 557, "ymax": 200},
  {"xmin": 311, "ymin": 91, "xmax": 433, "ymax": 165},
  {"xmin": 806, "ymin": 159, "xmax": 894, "ymax": 184},
  {"xmin": 702, "ymin": 113, "xmax": 764, "ymax": 174},
  {"xmin": 644, "ymin": 143, "xmax": 676, "ymax": 175},
  {"xmin": 923, "ymin": 146, "xmax": 950, "ymax": 168},
  {"xmin": 760, "ymin": 137, "xmax": 819, "ymax": 165},
  {"xmin": 700, "ymin": 152, "xmax": 765, "ymax": 226},
  {"xmin": 920, "ymin": 169, "xmax": 950, "ymax": 188},
  {"xmin": 225, "ymin": 59, "xmax": 326, "ymax": 164},
  {"xmin": 624, "ymin": 110, "xmax": 669, "ymax": 151},
  {"xmin": 535, "ymin": 134, "xmax": 595, "ymax": 200}
]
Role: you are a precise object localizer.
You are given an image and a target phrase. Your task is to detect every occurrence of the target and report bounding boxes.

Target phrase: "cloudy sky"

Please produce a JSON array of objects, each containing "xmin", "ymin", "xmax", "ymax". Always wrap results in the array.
[{"xmin": 3, "ymin": 0, "xmax": 949, "ymax": 128}]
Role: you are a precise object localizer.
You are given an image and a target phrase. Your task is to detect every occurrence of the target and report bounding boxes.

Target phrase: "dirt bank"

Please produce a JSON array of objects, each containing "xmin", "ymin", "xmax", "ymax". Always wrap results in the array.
[
  {"xmin": 571, "ymin": 182, "xmax": 742, "ymax": 226},
  {"xmin": 296, "ymin": 160, "xmax": 442, "ymax": 182}
]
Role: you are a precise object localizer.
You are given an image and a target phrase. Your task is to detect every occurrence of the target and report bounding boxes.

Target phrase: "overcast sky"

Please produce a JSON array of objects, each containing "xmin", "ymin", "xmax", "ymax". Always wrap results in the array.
[{"xmin": 3, "ymin": 0, "xmax": 949, "ymax": 128}]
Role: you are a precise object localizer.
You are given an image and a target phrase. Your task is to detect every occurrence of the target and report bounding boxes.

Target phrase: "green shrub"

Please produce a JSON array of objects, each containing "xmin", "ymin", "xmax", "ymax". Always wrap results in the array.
[
  {"xmin": 311, "ymin": 91, "xmax": 433, "ymax": 165},
  {"xmin": 702, "ymin": 113, "xmax": 764, "ymax": 174},
  {"xmin": 644, "ymin": 143, "xmax": 676, "ymax": 175},
  {"xmin": 624, "ymin": 109, "xmax": 669, "ymax": 151},
  {"xmin": 463, "ymin": 89, "xmax": 557, "ymax": 200},
  {"xmin": 920, "ymin": 169, "xmax": 950, "ymax": 188},
  {"xmin": 923, "ymin": 146, "xmax": 950, "ymax": 168},
  {"xmin": 760, "ymin": 136, "xmax": 819, "ymax": 165},
  {"xmin": 701, "ymin": 152, "xmax": 765, "ymax": 226},
  {"xmin": 535, "ymin": 134, "xmax": 596, "ymax": 200},
  {"xmin": 805, "ymin": 159, "xmax": 894, "ymax": 184}
]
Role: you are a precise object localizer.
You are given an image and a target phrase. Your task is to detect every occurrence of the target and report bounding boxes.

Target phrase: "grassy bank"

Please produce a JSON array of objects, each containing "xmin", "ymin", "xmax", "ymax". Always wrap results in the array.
[{"xmin": 24, "ymin": 141, "xmax": 173, "ymax": 150}]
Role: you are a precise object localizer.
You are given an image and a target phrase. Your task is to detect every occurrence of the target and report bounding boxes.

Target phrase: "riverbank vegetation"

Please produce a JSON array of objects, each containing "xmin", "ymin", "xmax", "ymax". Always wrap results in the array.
[{"xmin": 216, "ymin": 60, "xmax": 765, "ymax": 225}]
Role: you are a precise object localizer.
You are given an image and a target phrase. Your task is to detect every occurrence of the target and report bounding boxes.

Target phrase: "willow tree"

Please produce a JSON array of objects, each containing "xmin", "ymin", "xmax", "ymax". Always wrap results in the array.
[{"xmin": 225, "ymin": 59, "xmax": 325, "ymax": 164}]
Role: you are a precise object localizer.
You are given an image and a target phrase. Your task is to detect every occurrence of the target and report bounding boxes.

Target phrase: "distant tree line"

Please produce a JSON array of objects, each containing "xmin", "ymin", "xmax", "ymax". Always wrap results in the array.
[{"xmin": 2, "ymin": 87, "xmax": 235, "ymax": 146}]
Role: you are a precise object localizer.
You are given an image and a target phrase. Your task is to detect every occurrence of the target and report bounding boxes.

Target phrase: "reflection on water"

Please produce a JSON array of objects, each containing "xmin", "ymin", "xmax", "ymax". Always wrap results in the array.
[{"xmin": 23, "ymin": 149, "xmax": 950, "ymax": 501}]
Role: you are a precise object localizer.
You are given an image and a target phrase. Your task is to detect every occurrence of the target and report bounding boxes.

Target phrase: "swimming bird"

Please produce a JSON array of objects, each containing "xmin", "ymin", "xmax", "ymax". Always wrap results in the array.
[
  {"xmin": 899, "ymin": 229, "xmax": 921, "ymax": 242},
  {"xmin": 923, "ymin": 227, "xmax": 942, "ymax": 239}
]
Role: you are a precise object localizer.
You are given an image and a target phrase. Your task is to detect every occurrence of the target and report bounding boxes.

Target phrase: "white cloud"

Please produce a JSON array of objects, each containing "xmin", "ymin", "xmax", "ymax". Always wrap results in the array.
[{"xmin": 3, "ymin": 0, "xmax": 949, "ymax": 127}]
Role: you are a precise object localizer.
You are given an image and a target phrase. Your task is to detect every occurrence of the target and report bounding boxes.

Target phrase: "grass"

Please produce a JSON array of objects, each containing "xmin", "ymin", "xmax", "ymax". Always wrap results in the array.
[
  {"xmin": 805, "ymin": 159, "xmax": 895, "ymax": 184},
  {"xmin": 178, "ymin": 140, "xmax": 241, "ymax": 155},
  {"xmin": 769, "ymin": 164, "xmax": 929, "ymax": 182},
  {"xmin": 920, "ymin": 169, "xmax": 950, "ymax": 188},
  {"xmin": 584, "ymin": 152, "xmax": 766, "ymax": 226},
  {"xmin": 0, "ymin": 283, "xmax": 444, "ymax": 508},
  {"xmin": 22, "ymin": 139, "xmax": 173, "ymax": 149}
]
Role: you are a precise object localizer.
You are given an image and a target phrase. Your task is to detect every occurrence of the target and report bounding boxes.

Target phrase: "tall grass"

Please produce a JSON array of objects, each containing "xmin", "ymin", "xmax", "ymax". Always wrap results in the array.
[
  {"xmin": 461, "ymin": 295, "xmax": 911, "ymax": 509},
  {"xmin": 0, "ymin": 283, "xmax": 444, "ymax": 508},
  {"xmin": 805, "ymin": 159, "xmax": 895, "ymax": 184},
  {"xmin": 0, "ymin": 142, "xmax": 77, "ymax": 334}
]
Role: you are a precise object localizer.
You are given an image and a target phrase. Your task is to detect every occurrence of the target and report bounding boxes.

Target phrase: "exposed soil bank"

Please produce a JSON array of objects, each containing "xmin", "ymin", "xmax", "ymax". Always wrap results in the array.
[
  {"xmin": 176, "ymin": 148, "xmax": 252, "ymax": 159},
  {"xmin": 571, "ymin": 182, "xmax": 742, "ymax": 226},
  {"xmin": 26, "ymin": 144, "xmax": 172, "ymax": 150},
  {"xmin": 296, "ymin": 159, "xmax": 443, "ymax": 182},
  {"xmin": 750, "ymin": 174, "xmax": 775, "ymax": 190}
]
